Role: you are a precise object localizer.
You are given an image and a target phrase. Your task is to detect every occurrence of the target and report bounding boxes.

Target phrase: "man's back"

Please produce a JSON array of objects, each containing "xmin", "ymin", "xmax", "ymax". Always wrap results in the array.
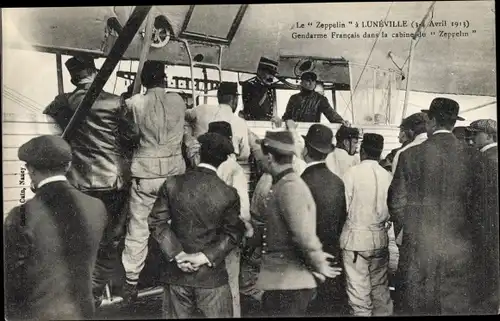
[
  {"xmin": 326, "ymin": 148, "xmax": 360, "ymax": 179},
  {"xmin": 44, "ymin": 85, "xmax": 126, "ymax": 191},
  {"xmin": 301, "ymin": 163, "xmax": 346, "ymax": 255},
  {"xmin": 186, "ymin": 104, "xmax": 250, "ymax": 160},
  {"xmin": 149, "ymin": 167, "xmax": 243, "ymax": 288},
  {"xmin": 4, "ymin": 181, "xmax": 107, "ymax": 320}
]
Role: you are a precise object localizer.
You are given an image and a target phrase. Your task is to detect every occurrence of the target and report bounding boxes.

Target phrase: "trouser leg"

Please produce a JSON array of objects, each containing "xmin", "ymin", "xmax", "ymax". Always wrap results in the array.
[
  {"xmin": 121, "ymin": 178, "xmax": 165, "ymax": 284},
  {"xmin": 369, "ymin": 248, "xmax": 393, "ymax": 316},
  {"xmin": 261, "ymin": 289, "xmax": 316, "ymax": 317},
  {"xmin": 195, "ymin": 284, "xmax": 234, "ymax": 318},
  {"xmin": 343, "ymin": 250, "xmax": 373, "ymax": 316},
  {"xmin": 162, "ymin": 284, "xmax": 196, "ymax": 319},
  {"xmin": 225, "ymin": 247, "xmax": 241, "ymax": 317},
  {"xmin": 89, "ymin": 190, "xmax": 128, "ymax": 292}
]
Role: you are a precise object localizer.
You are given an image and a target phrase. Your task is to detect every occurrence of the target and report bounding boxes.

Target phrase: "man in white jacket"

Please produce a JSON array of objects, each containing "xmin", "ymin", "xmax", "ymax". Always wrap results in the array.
[{"xmin": 340, "ymin": 133, "xmax": 393, "ymax": 316}]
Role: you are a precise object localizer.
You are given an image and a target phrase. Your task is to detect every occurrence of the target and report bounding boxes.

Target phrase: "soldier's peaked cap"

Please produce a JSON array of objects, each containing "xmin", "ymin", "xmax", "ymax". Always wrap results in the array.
[
  {"xmin": 65, "ymin": 54, "xmax": 97, "ymax": 75},
  {"xmin": 258, "ymin": 57, "xmax": 279, "ymax": 74},
  {"xmin": 18, "ymin": 135, "xmax": 72, "ymax": 169}
]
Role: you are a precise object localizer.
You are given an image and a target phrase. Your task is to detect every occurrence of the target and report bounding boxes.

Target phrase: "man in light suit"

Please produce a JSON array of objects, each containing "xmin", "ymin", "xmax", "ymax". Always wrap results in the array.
[
  {"xmin": 148, "ymin": 132, "xmax": 245, "ymax": 318},
  {"xmin": 388, "ymin": 98, "xmax": 476, "ymax": 315},
  {"xmin": 300, "ymin": 124, "xmax": 349, "ymax": 316},
  {"xmin": 5, "ymin": 135, "xmax": 107, "ymax": 320},
  {"xmin": 254, "ymin": 130, "xmax": 342, "ymax": 317}
]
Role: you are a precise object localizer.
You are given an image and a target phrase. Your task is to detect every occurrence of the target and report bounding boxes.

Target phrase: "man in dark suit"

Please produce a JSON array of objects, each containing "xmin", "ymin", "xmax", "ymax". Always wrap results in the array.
[
  {"xmin": 254, "ymin": 130, "xmax": 343, "ymax": 317},
  {"xmin": 388, "ymin": 98, "xmax": 476, "ymax": 315},
  {"xmin": 468, "ymin": 119, "xmax": 499, "ymax": 314},
  {"xmin": 148, "ymin": 132, "xmax": 245, "ymax": 318},
  {"xmin": 4, "ymin": 135, "xmax": 107, "ymax": 320},
  {"xmin": 300, "ymin": 124, "xmax": 349, "ymax": 316}
]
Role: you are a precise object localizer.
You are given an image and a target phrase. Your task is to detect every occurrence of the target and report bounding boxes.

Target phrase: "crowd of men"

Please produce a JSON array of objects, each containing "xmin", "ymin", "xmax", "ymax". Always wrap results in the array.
[{"xmin": 4, "ymin": 54, "xmax": 498, "ymax": 319}]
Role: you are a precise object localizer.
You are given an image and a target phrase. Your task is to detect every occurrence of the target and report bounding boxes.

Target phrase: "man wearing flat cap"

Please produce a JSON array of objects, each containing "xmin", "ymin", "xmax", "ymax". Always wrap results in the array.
[
  {"xmin": 42, "ymin": 54, "xmax": 129, "ymax": 304},
  {"xmin": 300, "ymin": 124, "xmax": 349, "ymax": 316},
  {"xmin": 467, "ymin": 119, "xmax": 499, "ymax": 314},
  {"xmin": 148, "ymin": 132, "xmax": 245, "ymax": 318},
  {"xmin": 253, "ymin": 130, "xmax": 342, "ymax": 317},
  {"xmin": 282, "ymin": 71, "xmax": 348, "ymax": 124},
  {"xmin": 388, "ymin": 97, "xmax": 478, "ymax": 315},
  {"xmin": 340, "ymin": 133, "xmax": 394, "ymax": 316},
  {"xmin": 326, "ymin": 125, "xmax": 361, "ymax": 178},
  {"xmin": 4, "ymin": 135, "xmax": 107, "ymax": 320},
  {"xmin": 186, "ymin": 81, "xmax": 250, "ymax": 162},
  {"xmin": 241, "ymin": 56, "xmax": 279, "ymax": 121}
]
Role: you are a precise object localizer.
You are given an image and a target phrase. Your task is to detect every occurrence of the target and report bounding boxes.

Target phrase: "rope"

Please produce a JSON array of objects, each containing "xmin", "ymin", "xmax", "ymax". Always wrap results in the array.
[{"xmin": 345, "ymin": 1, "xmax": 394, "ymax": 116}]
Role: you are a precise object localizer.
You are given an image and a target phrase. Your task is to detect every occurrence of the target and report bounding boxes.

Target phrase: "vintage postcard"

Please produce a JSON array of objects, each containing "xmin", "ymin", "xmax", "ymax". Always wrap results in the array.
[{"xmin": 2, "ymin": 2, "xmax": 497, "ymax": 319}]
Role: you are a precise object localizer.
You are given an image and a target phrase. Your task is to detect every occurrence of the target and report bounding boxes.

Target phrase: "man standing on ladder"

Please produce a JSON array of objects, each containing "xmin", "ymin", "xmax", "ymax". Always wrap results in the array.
[{"xmin": 43, "ymin": 54, "xmax": 129, "ymax": 307}]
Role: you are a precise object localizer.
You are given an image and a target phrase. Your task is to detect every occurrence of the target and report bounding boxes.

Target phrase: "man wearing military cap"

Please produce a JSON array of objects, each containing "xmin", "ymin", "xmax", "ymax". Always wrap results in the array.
[
  {"xmin": 241, "ymin": 57, "xmax": 279, "ymax": 121},
  {"xmin": 148, "ymin": 132, "xmax": 245, "ymax": 318},
  {"xmin": 300, "ymin": 124, "xmax": 349, "ymax": 316},
  {"xmin": 391, "ymin": 112, "xmax": 428, "ymax": 174},
  {"xmin": 252, "ymin": 130, "xmax": 342, "ymax": 317},
  {"xmin": 340, "ymin": 133, "xmax": 394, "ymax": 316},
  {"xmin": 326, "ymin": 125, "xmax": 361, "ymax": 178},
  {"xmin": 467, "ymin": 118, "xmax": 498, "ymax": 314},
  {"xmin": 282, "ymin": 71, "xmax": 348, "ymax": 124},
  {"xmin": 388, "ymin": 97, "xmax": 478, "ymax": 315},
  {"xmin": 5, "ymin": 135, "xmax": 107, "ymax": 320},
  {"xmin": 186, "ymin": 81, "xmax": 250, "ymax": 162},
  {"xmin": 42, "ymin": 54, "xmax": 130, "ymax": 304}
]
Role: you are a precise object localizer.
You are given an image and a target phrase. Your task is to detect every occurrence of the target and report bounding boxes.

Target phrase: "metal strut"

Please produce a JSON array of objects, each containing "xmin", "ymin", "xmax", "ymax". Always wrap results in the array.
[{"xmin": 179, "ymin": 39, "xmax": 224, "ymax": 107}]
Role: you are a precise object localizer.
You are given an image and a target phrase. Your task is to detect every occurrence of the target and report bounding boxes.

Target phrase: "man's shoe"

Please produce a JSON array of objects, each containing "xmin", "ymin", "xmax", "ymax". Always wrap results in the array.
[
  {"xmin": 92, "ymin": 287, "xmax": 104, "ymax": 309},
  {"xmin": 122, "ymin": 282, "xmax": 138, "ymax": 305}
]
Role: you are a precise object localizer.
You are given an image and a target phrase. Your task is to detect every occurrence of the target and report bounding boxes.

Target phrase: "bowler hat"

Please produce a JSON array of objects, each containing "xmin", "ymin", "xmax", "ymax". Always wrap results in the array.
[
  {"xmin": 468, "ymin": 119, "xmax": 497, "ymax": 135},
  {"xmin": 65, "ymin": 54, "xmax": 97, "ymax": 79},
  {"xmin": 217, "ymin": 82, "xmax": 238, "ymax": 96},
  {"xmin": 258, "ymin": 57, "xmax": 279, "ymax": 75},
  {"xmin": 361, "ymin": 133, "xmax": 384, "ymax": 152},
  {"xmin": 399, "ymin": 112, "xmax": 428, "ymax": 130},
  {"xmin": 301, "ymin": 71, "xmax": 317, "ymax": 82},
  {"xmin": 421, "ymin": 97, "xmax": 465, "ymax": 121},
  {"xmin": 336, "ymin": 125, "xmax": 361, "ymax": 141},
  {"xmin": 208, "ymin": 121, "xmax": 233, "ymax": 139},
  {"xmin": 18, "ymin": 135, "xmax": 72, "ymax": 169},
  {"xmin": 302, "ymin": 124, "xmax": 334, "ymax": 154},
  {"xmin": 258, "ymin": 131, "xmax": 296, "ymax": 156},
  {"xmin": 198, "ymin": 132, "xmax": 234, "ymax": 157}
]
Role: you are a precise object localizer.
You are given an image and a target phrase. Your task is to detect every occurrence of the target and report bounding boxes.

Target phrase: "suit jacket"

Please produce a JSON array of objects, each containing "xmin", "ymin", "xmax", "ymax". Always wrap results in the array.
[
  {"xmin": 4, "ymin": 181, "xmax": 107, "ymax": 320},
  {"xmin": 469, "ymin": 145, "xmax": 499, "ymax": 314},
  {"xmin": 255, "ymin": 169, "xmax": 324, "ymax": 290},
  {"xmin": 148, "ymin": 166, "xmax": 245, "ymax": 288},
  {"xmin": 43, "ymin": 84, "xmax": 128, "ymax": 191},
  {"xmin": 241, "ymin": 77, "xmax": 275, "ymax": 121},
  {"xmin": 387, "ymin": 132, "xmax": 476, "ymax": 315},
  {"xmin": 282, "ymin": 91, "xmax": 343, "ymax": 123},
  {"xmin": 301, "ymin": 163, "xmax": 347, "ymax": 257}
]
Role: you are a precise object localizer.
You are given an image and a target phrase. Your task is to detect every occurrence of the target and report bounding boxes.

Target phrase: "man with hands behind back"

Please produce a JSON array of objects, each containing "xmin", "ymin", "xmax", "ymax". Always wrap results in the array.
[{"xmin": 148, "ymin": 132, "xmax": 245, "ymax": 319}]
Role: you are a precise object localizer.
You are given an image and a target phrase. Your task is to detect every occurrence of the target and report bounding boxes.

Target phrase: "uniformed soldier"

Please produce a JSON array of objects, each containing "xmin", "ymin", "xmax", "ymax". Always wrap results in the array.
[{"xmin": 241, "ymin": 57, "xmax": 279, "ymax": 121}]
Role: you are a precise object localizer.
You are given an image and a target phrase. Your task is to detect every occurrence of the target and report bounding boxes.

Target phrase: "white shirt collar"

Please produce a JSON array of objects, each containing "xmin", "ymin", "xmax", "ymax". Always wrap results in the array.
[
  {"xmin": 304, "ymin": 160, "xmax": 325, "ymax": 171},
  {"xmin": 433, "ymin": 129, "xmax": 452, "ymax": 135},
  {"xmin": 37, "ymin": 175, "xmax": 68, "ymax": 189},
  {"xmin": 198, "ymin": 163, "xmax": 218, "ymax": 172},
  {"xmin": 414, "ymin": 133, "xmax": 428, "ymax": 142},
  {"xmin": 480, "ymin": 142, "xmax": 497, "ymax": 153}
]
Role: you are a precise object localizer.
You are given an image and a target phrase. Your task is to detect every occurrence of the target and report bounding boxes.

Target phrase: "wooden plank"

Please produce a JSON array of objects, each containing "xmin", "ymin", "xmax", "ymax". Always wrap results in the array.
[
  {"xmin": 3, "ymin": 148, "xmax": 21, "ymax": 161},
  {"xmin": 2, "ymin": 135, "xmax": 43, "ymax": 148},
  {"xmin": 3, "ymin": 187, "xmax": 35, "ymax": 202},
  {"xmin": 2, "ymin": 112, "xmax": 55, "ymax": 123},
  {"xmin": 2, "ymin": 122, "xmax": 62, "ymax": 135},
  {"xmin": 3, "ymin": 174, "xmax": 32, "ymax": 189},
  {"xmin": 3, "ymin": 160, "xmax": 27, "ymax": 176}
]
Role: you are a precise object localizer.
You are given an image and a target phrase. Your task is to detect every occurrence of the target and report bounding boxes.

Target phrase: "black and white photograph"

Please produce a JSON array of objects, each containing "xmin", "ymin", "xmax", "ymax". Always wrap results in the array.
[{"xmin": 2, "ymin": 2, "xmax": 498, "ymax": 319}]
